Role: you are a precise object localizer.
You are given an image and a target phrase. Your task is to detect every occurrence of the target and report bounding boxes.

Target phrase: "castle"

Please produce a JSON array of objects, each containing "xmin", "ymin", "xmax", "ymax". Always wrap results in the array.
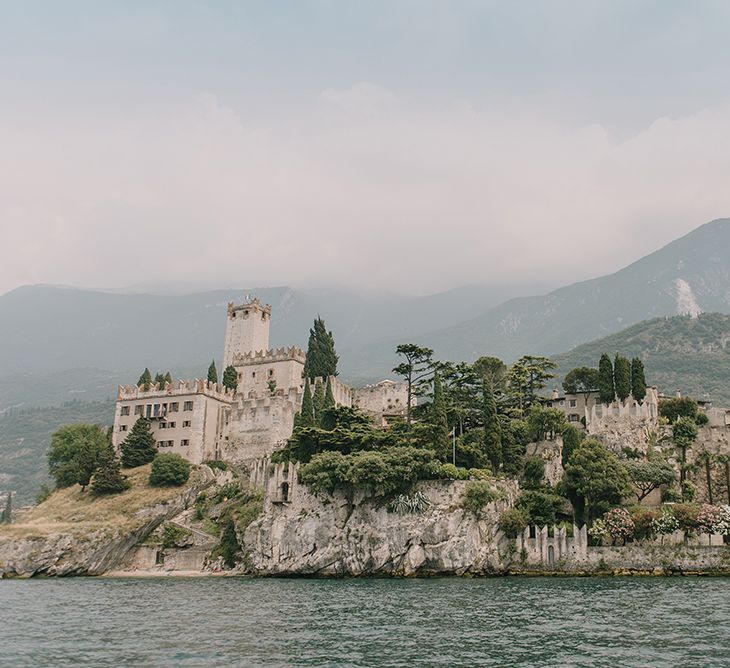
[{"xmin": 112, "ymin": 297, "xmax": 411, "ymax": 464}]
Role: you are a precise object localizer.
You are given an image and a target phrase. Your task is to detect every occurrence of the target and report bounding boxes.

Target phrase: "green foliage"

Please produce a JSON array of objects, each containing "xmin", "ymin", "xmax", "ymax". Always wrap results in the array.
[
  {"xmin": 672, "ymin": 503, "xmax": 700, "ymax": 531},
  {"xmin": 507, "ymin": 355, "xmax": 556, "ymax": 410},
  {"xmin": 521, "ymin": 457, "xmax": 545, "ymax": 489},
  {"xmin": 393, "ymin": 344, "xmax": 434, "ymax": 424},
  {"xmin": 91, "ymin": 444, "xmax": 130, "ymax": 495},
  {"xmin": 138, "ymin": 368, "xmax": 152, "ymax": 390},
  {"xmin": 659, "ymin": 397, "xmax": 701, "ymax": 424},
  {"xmin": 430, "ymin": 371, "xmax": 450, "ymax": 450},
  {"xmin": 215, "ymin": 519, "xmax": 240, "ymax": 568},
  {"xmin": 598, "ymin": 354, "xmax": 615, "ymax": 404},
  {"xmin": 625, "ymin": 459, "xmax": 675, "ymax": 502},
  {"xmin": 312, "ymin": 380, "xmax": 325, "ymax": 424},
  {"xmin": 48, "ymin": 423, "xmax": 108, "ymax": 490},
  {"xmin": 298, "ymin": 381, "xmax": 315, "ymax": 428},
  {"xmin": 149, "ymin": 453, "xmax": 191, "ymax": 487},
  {"xmin": 462, "ymin": 481, "xmax": 499, "ymax": 515},
  {"xmin": 630, "ymin": 357, "xmax": 647, "ymax": 403},
  {"xmin": 482, "ymin": 381, "xmax": 502, "ymax": 473},
  {"xmin": 303, "ymin": 317, "xmax": 339, "ymax": 381},
  {"xmin": 436, "ymin": 463, "xmax": 471, "ymax": 480},
  {"xmin": 562, "ymin": 367, "xmax": 600, "ymax": 393},
  {"xmin": 389, "ymin": 491, "xmax": 431, "ymax": 515},
  {"xmin": 212, "ymin": 482, "xmax": 242, "ymax": 504},
  {"xmin": 613, "ymin": 354, "xmax": 631, "ymax": 402},
  {"xmin": 450, "ymin": 430, "xmax": 488, "ymax": 469},
  {"xmin": 320, "ymin": 378, "xmax": 336, "ymax": 428},
  {"xmin": 516, "ymin": 490, "xmax": 565, "ymax": 526},
  {"xmin": 527, "ymin": 406, "xmax": 567, "ymax": 442},
  {"xmin": 472, "ymin": 356, "xmax": 508, "ymax": 392},
  {"xmin": 629, "ymin": 506, "xmax": 659, "ymax": 540},
  {"xmin": 561, "ymin": 425, "xmax": 584, "ymax": 468},
  {"xmin": 563, "ymin": 439, "xmax": 631, "ymax": 524},
  {"xmin": 222, "ymin": 365, "xmax": 238, "ymax": 392},
  {"xmin": 499, "ymin": 508, "xmax": 528, "ymax": 538},
  {"xmin": 120, "ymin": 417, "xmax": 157, "ymax": 468},
  {"xmin": 35, "ymin": 484, "xmax": 52, "ymax": 505},
  {"xmin": 207, "ymin": 360, "xmax": 218, "ymax": 384},
  {"xmin": 162, "ymin": 523, "xmax": 191, "ymax": 549},
  {"xmin": 203, "ymin": 459, "xmax": 229, "ymax": 471}
]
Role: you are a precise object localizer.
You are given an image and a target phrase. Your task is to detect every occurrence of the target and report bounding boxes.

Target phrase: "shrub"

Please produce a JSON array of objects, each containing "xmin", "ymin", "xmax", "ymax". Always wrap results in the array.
[
  {"xmin": 436, "ymin": 463, "xmax": 470, "ymax": 480},
  {"xmin": 161, "ymin": 523, "xmax": 190, "ymax": 549},
  {"xmin": 696, "ymin": 412, "xmax": 709, "ymax": 426},
  {"xmin": 499, "ymin": 508, "xmax": 528, "ymax": 538},
  {"xmin": 602, "ymin": 507, "xmax": 635, "ymax": 543},
  {"xmin": 462, "ymin": 481, "xmax": 499, "ymax": 515},
  {"xmin": 629, "ymin": 506, "xmax": 658, "ymax": 540},
  {"xmin": 515, "ymin": 490, "xmax": 565, "ymax": 527},
  {"xmin": 35, "ymin": 484, "xmax": 52, "ymax": 505},
  {"xmin": 696, "ymin": 504, "xmax": 724, "ymax": 534},
  {"xmin": 467, "ymin": 468, "xmax": 492, "ymax": 480},
  {"xmin": 389, "ymin": 491, "xmax": 431, "ymax": 515},
  {"xmin": 203, "ymin": 460, "xmax": 229, "ymax": 471},
  {"xmin": 681, "ymin": 480, "xmax": 696, "ymax": 502},
  {"xmin": 522, "ymin": 457, "xmax": 545, "ymax": 489},
  {"xmin": 661, "ymin": 487, "xmax": 682, "ymax": 503},
  {"xmin": 672, "ymin": 503, "xmax": 700, "ymax": 531},
  {"xmin": 213, "ymin": 482, "xmax": 242, "ymax": 504},
  {"xmin": 652, "ymin": 509, "xmax": 680, "ymax": 535},
  {"xmin": 588, "ymin": 519, "xmax": 609, "ymax": 543},
  {"xmin": 149, "ymin": 453, "xmax": 191, "ymax": 487}
]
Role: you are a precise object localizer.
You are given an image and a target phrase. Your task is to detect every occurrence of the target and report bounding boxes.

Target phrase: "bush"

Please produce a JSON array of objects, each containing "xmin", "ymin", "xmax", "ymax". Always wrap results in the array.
[
  {"xmin": 467, "ymin": 468, "xmax": 492, "ymax": 480},
  {"xmin": 436, "ymin": 463, "xmax": 470, "ymax": 480},
  {"xmin": 162, "ymin": 523, "xmax": 191, "ymax": 549},
  {"xmin": 696, "ymin": 504, "xmax": 724, "ymax": 534},
  {"xmin": 149, "ymin": 453, "xmax": 191, "ymax": 487},
  {"xmin": 516, "ymin": 490, "xmax": 565, "ymax": 527},
  {"xmin": 203, "ymin": 460, "xmax": 229, "ymax": 471},
  {"xmin": 499, "ymin": 508, "xmax": 528, "ymax": 538},
  {"xmin": 462, "ymin": 481, "xmax": 499, "ymax": 515},
  {"xmin": 35, "ymin": 484, "xmax": 52, "ymax": 505},
  {"xmin": 652, "ymin": 509, "xmax": 680, "ymax": 535},
  {"xmin": 522, "ymin": 457, "xmax": 545, "ymax": 489},
  {"xmin": 672, "ymin": 503, "xmax": 700, "ymax": 531},
  {"xmin": 213, "ymin": 482, "xmax": 242, "ymax": 504},
  {"xmin": 661, "ymin": 487, "xmax": 682, "ymax": 503},
  {"xmin": 629, "ymin": 506, "xmax": 658, "ymax": 540},
  {"xmin": 602, "ymin": 507, "xmax": 635, "ymax": 543},
  {"xmin": 389, "ymin": 491, "xmax": 431, "ymax": 515}
]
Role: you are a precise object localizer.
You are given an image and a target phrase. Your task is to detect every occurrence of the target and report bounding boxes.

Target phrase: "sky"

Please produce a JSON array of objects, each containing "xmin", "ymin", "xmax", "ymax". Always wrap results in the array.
[{"xmin": 2, "ymin": 1, "xmax": 730, "ymax": 296}]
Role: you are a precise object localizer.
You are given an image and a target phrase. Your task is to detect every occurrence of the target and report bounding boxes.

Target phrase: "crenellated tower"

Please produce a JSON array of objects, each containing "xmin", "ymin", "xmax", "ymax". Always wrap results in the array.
[{"xmin": 222, "ymin": 297, "xmax": 272, "ymax": 369}]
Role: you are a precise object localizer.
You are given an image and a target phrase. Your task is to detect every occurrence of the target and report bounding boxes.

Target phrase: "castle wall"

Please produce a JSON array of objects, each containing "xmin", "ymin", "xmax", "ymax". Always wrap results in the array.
[
  {"xmin": 235, "ymin": 349, "xmax": 305, "ymax": 397},
  {"xmin": 222, "ymin": 299, "xmax": 271, "ymax": 369},
  {"xmin": 354, "ymin": 380, "xmax": 410, "ymax": 418}
]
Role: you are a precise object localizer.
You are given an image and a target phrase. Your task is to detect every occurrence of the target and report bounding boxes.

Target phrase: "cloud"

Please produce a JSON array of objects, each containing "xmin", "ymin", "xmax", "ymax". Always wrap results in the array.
[{"xmin": 1, "ymin": 85, "xmax": 729, "ymax": 295}]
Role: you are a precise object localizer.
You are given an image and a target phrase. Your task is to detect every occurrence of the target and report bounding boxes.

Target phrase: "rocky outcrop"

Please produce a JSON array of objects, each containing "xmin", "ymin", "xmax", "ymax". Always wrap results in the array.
[{"xmin": 242, "ymin": 480, "xmax": 517, "ymax": 576}]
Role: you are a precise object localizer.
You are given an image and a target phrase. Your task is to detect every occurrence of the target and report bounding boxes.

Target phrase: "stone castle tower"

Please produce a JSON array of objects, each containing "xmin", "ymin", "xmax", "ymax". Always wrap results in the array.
[{"xmin": 222, "ymin": 297, "xmax": 272, "ymax": 369}]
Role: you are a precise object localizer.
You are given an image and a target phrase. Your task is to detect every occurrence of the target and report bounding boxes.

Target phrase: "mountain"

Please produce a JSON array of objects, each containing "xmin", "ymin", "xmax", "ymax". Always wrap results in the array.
[
  {"xmin": 551, "ymin": 312, "xmax": 730, "ymax": 404},
  {"xmin": 417, "ymin": 218, "xmax": 730, "ymax": 363}
]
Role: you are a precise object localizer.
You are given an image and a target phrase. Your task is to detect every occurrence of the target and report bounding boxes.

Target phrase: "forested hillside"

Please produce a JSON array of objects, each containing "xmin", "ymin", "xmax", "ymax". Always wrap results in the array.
[{"xmin": 552, "ymin": 313, "xmax": 730, "ymax": 403}]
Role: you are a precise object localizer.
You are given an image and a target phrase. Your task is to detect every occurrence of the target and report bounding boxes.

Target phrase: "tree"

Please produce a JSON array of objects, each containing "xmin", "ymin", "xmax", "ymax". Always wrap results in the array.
[
  {"xmin": 563, "ymin": 439, "xmax": 631, "ymax": 524},
  {"xmin": 630, "ymin": 357, "xmax": 647, "ymax": 403},
  {"xmin": 48, "ymin": 424, "xmax": 108, "ymax": 490},
  {"xmin": 207, "ymin": 360, "xmax": 218, "ymax": 384},
  {"xmin": 393, "ymin": 344, "xmax": 434, "ymax": 425},
  {"xmin": 507, "ymin": 355, "xmax": 556, "ymax": 410},
  {"xmin": 298, "ymin": 381, "xmax": 315, "ymax": 428},
  {"xmin": 0, "ymin": 492, "xmax": 11, "ymax": 524},
  {"xmin": 138, "ymin": 368, "xmax": 152, "ymax": 390},
  {"xmin": 673, "ymin": 416, "xmax": 698, "ymax": 490},
  {"xmin": 696, "ymin": 449, "xmax": 715, "ymax": 504},
  {"xmin": 718, "ymin": 454, "xmax": 730, "ymax": 505},
  {"xmin": 614, "ymin": 355, "xmax": 631, "ymax": 403},
  {"xmin": 561, "ymin": 425, "xmax": 583, "ymax": 468},
  {"xmin": 472, "ymin": 356, "xmax": 508, "ymax": 393},
  {"xmin": 163, "ymin": 371, "xmax": 173, "ymax": 387},
  {"xmin": 120, "ymin": 417, "xmax": 157, "ymax": 468},
  {"xmin": 150, "ymin": 453, "xmax": 191, "ymax": 486},
  {"xmin": 659, "ymin": 397, "xmax": 700, "ymax": 424},
  {"xmin": 625, "ymin": 460, "xmax": 675, "ymax": 503},
  {"xmin": 483, "ymin": 381, "xmax": 502, "ymax": 473},
  {"xmin": 522, "ymin": 457, "xmax": 545, "ymax": 489},
  {"xmin": 527, "ymin": 406, "xmax": 567, "ymax": 442},
  {"xmin": 562, "ymin": 367, "xmax": 600, "ymax": 394},
  {"xmin": 222, "ymin": 365, "xmax": 238, "ymax": 392},
  {"xmin": 312, "ymin": 379, "xmax": 325, "ymax": 424},
  {"xmin": 598, "ymin": 354, "xmax": 615, "ymax": 404},
  {"xmin": 154, "ymin": 372, "xmax": 165, "ymax": 388},
  {"xmin": 430, "ymin": 371, "xmax": 449, "ymax": 451},
  {"xmin": 303, "ymin": 317, "xmax": 339, "ymax": 380},
  {"xmin": 91, "ymin": 444, "xmax": 130, "ymax": 495}
]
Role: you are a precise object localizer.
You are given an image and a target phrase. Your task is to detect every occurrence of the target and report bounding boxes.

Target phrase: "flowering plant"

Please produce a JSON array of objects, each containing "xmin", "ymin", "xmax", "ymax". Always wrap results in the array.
[
  {"xmin": 602, "ymin": 507, "xmax": 635, "ymax": 543},
  {"xmin": 651, "ymin": 509, "xmax": 680, "ymax": 535},
  {"xmin": 588, "ymin": 519, "xmax": 608, "ymax": 542},
  {"xmin": 715, "ymin": 506, "xmax": 730, "ymax": 535},
  {"xmin": 696, "ymin": 504, "xmax": 724, "ymax": 534}
]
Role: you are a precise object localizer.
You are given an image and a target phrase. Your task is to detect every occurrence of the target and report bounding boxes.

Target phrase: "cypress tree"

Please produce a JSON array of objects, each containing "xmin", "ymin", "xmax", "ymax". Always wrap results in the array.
[
  {"xmin": 303, "ymin": 317, "xmax": 339, "ymax": 380},
  {"xmin": 312, "ymin": 379, "xmax": 325, "ymax": 424},
  {"xmin": 319, "ymin": 377, "xmax": 337, "ymax": 429},
  {"xmin": 631, "ymin": 357, "xmax": 647, "ymax": 403},
  {"xmin": 138, "ymin": 368, "xmax": 152, "ymax": 390},
  {"xmin": 299, "ymin": 381, "xmax": 315, "ymax": 427},
  {"xmin": 92, "ymin": 445, "xmax": 130, "ymax": 495},
  {"xmin": 598, "ymin": 354, "xmax": 615, "ymax": 404},
  {"xmin": 483, "ymin": 381, "xmax": 502, "ymax": 474},
  {"xmin": 120, "ymin": 417, "xmax": 157, "ymax": 468},
  {"xmin": 431, "ymin": 371, "xmax": 449, "ymax": 449},
  {"xmin": 222, "ymin": 365, "xmax": 238, "ymax": 392},
  {"xmin": 207, "ymin": 360, "xmax": 218, "ymax": 384},
  {"xmin": 614, "ymin": 354, "xmax": 631, "ymax": 403},
  {"xmin": 163, "ymin": 372, "xmax": 173, "ymax": 388},
  {"xmin": 1, "ymin": 492, "xmax": 11, "ymax": 524},
  {"xmin": 154, "ymin": 372, "xmax": 165, "ymax": 388}
]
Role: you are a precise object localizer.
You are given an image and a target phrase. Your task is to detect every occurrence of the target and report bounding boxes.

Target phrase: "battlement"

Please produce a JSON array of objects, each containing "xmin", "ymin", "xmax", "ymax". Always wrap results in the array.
[
  {"xmin": 227, "ymin": 296, "xmax": 271, "ymax": 317},
  {"xmin": 232, "ymin": 346, "xmax": 306, "ymax": 366},
  {"xmin": 117, "ymin": 379, "xmax": 235, "ymax": 403}
]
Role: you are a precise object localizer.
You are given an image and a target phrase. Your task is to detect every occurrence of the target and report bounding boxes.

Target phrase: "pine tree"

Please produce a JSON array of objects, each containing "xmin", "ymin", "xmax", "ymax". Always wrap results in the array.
[
  {"xmin": 1, "ymin": 492, "xmax": 11, "ymax": 524},
  {"xmin": 154, "ymin": 372, "xmax": 165, "ymax": 388},
  {"xmin": 312, "ymin": 379, "xmax": 325, "ymax": 424},
  {"xmin": 631, "ymin": 357, "xmax": 647, "ymax": 403},
  {"xmin": 303, "ymin": 317, "xmax": 339, "ymax": 380},
  {"xmin": 614, "ymin": 354, "xmax": 631, "ymax": 403},
  {"xmin": 483, "ymin": 381, "xmax": 502, "ymax": 474},
  {"xmin": 138, "ymin": 368, "xmax": 152, "ymax": 390},
  {"xmin": 222, "ymin": 365, "xmax": 238, "ymax": 392},
  {"xmin": 92, "ymin": 445, "xmax": 130, "ymax": 495},
  {"xmin": 120, "ymin": 417, "xmax": 157, "ymax": 468},
  {"xmin": 598, "ymin": 354, "xmax": 615, "ymax": 404},
  {"xmin": 298, "ymin": 381, "xmax": 315, "ymax": 427},
  {"xmin": 319, "ymin": 377, "xmax": 337, "ymax": 428},
  {"xmin": 163, "ymin": 372, "xmax": 173, "ymax": 388},
  {"xmin": 207, "ymin": 360, "xmax": 218, "ymax": 384},
  {"xmin": 431, "ymin": 371, "xmax": 449, "ymax": 450}
]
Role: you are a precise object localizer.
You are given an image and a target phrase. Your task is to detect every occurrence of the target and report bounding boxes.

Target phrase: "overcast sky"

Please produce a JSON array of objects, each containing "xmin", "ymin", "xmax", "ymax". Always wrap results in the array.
[{"xmin": 2, "ymin": 1, "xmax": 730, "ymax": 296}]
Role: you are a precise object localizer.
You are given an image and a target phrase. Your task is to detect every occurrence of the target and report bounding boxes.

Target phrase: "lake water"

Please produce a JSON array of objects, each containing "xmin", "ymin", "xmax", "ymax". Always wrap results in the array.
[{"xmin": 2, "ymin": 576, "xmax": 729, "ymax": 667}]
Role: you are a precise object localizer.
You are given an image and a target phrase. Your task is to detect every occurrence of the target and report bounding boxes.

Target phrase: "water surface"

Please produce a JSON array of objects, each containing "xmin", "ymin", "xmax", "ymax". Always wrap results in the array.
[{"xmin": 2, "ymin": 576, "xmax": 728, "ymax": 667}]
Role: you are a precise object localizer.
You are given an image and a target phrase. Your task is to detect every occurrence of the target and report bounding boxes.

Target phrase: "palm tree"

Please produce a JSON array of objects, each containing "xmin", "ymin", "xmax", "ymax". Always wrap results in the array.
[{"xmin": 696, "ymin": 450, "xmax": 715, "ymax": 504}]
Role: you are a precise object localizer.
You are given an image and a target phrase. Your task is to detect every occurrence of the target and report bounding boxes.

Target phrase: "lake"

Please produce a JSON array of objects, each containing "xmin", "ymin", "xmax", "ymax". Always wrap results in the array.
[{"xmin": 2, "ymin": 576, "xmax": 729, "ymax": 667}]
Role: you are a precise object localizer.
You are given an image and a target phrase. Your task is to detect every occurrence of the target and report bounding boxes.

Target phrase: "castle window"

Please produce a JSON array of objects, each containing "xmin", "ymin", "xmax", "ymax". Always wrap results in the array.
[
  {"xmin": 243, "ymin": 310, "xmax": 249, "ymax": 318},
  {"xmin": 268, "ymin": 369, "xmax": 274, "ymax": 377},
  {"xmin": 120, "ymin": 406, "xmax": 130, "ymax": 416},
  {"xmin": 252, "ymin": 372, "xmax": 256, "ymax": 378},
  {"xmin": 183, "ymin": 401, "xmax": 194, "ymax": 411},
  {"xmin": 183, "ymin": 420, "xmax": 191, "ymax": 428},
  {"xmin": 134, "ymin": 405, "xmax": 143, "ymax": 415},
  {"xmin": 569, "ymin": 400, "xmax": 577, "ymax": 408},
  {"xmin": 569, "ymin": 414, "xmax": 580, "ymax": 422},
  {"xmin": 181, "ymin": 439, "xmax": 190, "ymax": 447},
  {"xmin": 169, "ymin": 402, "xmax": 179, "ymax": 412},
  {"xmin": 168, "ymin": 422, "xmax": 176, "ymax": 428},
  {"xmin": 119, "ymin": 425, "xmax": 127, "ymax": 432},
  {"xmin": 159, "ymin": 422, "xmax": 167, "ymax": 429}
]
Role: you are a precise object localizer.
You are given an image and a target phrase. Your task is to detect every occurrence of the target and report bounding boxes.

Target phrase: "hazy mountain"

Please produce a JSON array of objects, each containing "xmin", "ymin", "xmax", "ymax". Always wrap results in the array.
[{"xmin": 551, "ymin": 313, "xmax": 730, "ymax": 404}]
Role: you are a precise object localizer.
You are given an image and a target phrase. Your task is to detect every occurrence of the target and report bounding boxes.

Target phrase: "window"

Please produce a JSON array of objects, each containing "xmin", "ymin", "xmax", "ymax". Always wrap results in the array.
[
  {"xmin": 168, "ymin": 422, "xmax": 176, "ymax": 428},
  {"xmin": 159, "ymin": 422, "xmax": 167, "ymax": 429},
  {"xmin": 181, "ymin": 439, "xmax": 190, "ymax": 447},
  {"xmin": 183, "ymin": 401, "xmax": 194, "ymax": 411},
  {"xmin": 134, "ymin": 405, "xmax": 143, "ymax": 415},
  {"xmin": 169, "ymin": 402, "xmax": 179, "ymax": 412},
  {"xmin": 119, "ymin": 425, "xmax": 127, "ymax": 432},
  {"xmin": 569, "ymin": 414, "xmax": 580, "ymax": 422},
  {"xmin": 252, "ymin": 372, "xmax": 256, "ymax": 378},
  {"xmin": 120, "ymin": 406, "xmax": 130, "ymax": 416},
  {"xmin": 183, "ymin": 420, "xmax": 191, "ymax": 428},
  {"xmin": 268, "ymin": 369, "xmax": 274, "ymax": 377},
  {"xmin": 559, "ymin": 400, "xmax": 565, "ymax": 407},
  {"xmin": 569, "ymin": 400, "xmax": 577, "ymax": 408}
]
